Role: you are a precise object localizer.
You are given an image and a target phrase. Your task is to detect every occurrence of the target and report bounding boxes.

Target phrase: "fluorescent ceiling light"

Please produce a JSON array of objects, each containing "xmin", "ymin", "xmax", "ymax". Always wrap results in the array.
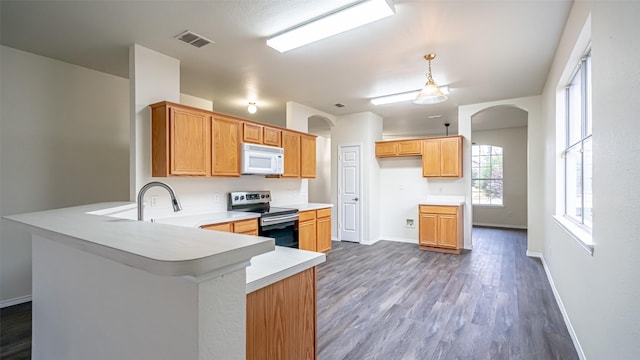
[
  {"xmin": 267, "ymin": 0, "xmax": 395, "ymax": 53},
  {"xmin": 371, "ymin": 86, "xmax": 449, "ymax": 105}
]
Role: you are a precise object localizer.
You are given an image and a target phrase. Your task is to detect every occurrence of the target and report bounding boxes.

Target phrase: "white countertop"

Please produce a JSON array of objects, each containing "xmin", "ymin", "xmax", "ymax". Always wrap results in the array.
[
  {"xmin": 280, "ymin": 203, "xmax": 333, "ymax": 212},
  {"xmin": 419, "ymin": 196, "xmax": 466, "ymax": 206},
  {"xmin": 5, "ymin": 201, "xmax": 328, "ymax": 293},
  {"xmin": 155, "ymin": 211, "xmax": 260, "ymax": 228},
  {"xmin": 246, "ymin": 246, "xmax": 325, "ymax": 293},
  {"xmin": 4, "ymin": 202, "xmax": 274, "ymax": 278}
]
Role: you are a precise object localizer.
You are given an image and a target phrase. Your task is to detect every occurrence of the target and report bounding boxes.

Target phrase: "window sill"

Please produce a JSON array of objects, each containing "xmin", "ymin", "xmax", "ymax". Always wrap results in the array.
[
  {"xmin": 472, "ymin": 204, "xmax": 504, "ymax": 208},
  {"xmin": 552, "ymin": 215, "xmax": 594, "ymax": 255}
]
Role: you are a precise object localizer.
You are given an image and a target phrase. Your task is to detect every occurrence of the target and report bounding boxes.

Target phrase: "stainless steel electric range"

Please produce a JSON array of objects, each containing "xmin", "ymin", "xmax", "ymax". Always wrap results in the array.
[{"xmin": 228, "ymin": 191, "xmax": 299, "ymax": 248}]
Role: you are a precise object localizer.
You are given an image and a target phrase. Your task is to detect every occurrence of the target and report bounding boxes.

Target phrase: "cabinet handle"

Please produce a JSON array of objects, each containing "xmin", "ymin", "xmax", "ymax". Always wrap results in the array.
[{"xmin": 353, "ymin": 197, "xmax": 359, "ymax": 201}]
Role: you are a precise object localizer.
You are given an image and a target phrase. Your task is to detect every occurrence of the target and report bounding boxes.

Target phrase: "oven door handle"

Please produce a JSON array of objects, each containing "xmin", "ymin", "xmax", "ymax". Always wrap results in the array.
[{"xmin": 261, "ymin": 214, "xmax": 299, "ymax": 226}]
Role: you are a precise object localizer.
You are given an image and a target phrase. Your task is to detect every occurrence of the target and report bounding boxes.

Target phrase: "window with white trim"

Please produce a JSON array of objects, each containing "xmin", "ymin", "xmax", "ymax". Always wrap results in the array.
[
  {"xmin": 563, "ymin": 50, "xmax": 592, "ymax": 230},
  {"xmin": 472, "ymin": 144, "xmax": 503, "ymax": 206}
]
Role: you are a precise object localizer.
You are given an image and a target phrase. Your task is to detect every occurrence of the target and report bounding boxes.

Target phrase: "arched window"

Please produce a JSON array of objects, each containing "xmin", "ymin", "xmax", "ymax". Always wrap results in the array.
[{"xmin": 472, "ymin": 145, "xmax": 503, "ymax": 205}]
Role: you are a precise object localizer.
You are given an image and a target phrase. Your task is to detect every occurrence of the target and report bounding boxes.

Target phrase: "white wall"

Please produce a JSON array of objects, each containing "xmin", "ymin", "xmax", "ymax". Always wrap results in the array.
[
  {"xmin": 0, "ymin": 46, "xmax": 129, "ymax": 305},
  {"xmin": 331, "ymin": 112, "xmax": 382, "ymax": 244},
  {"xmin": 472, "ymin": 127, "xmax": 528, "ymax": 229},
  {"xmin": 537, "ymin": 2, "xmax": 640, "ymax": 358},
  {"xmin": 308, "ymin": 135, "xmax": 331, "ymax": 204}
]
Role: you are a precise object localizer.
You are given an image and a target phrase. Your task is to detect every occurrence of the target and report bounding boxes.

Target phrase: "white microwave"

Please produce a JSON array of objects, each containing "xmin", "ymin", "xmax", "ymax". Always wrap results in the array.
[{"xmin": 241, "ymin": 143, "xmax": 284, "ymax": 175}]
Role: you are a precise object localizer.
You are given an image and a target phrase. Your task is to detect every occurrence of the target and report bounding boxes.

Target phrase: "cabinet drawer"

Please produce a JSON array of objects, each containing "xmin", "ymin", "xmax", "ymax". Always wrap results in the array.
[
  {"xmin": 298, "ymin": 210, "xmax": 316, "ymax": 222},
  {"xmin": 201, "ymin": 222, "xmax": 232, "ymax": 232},
  {"xmin": 316, "ymin": 208, "xmax": 332, "ymax": 218},
  {"xmin": 233, "ymin": 218, "xmax": 258, "ymax": 233},
  {"xmin": 419, "ymin": 205, "xmax": 458, "ymax": 215}
]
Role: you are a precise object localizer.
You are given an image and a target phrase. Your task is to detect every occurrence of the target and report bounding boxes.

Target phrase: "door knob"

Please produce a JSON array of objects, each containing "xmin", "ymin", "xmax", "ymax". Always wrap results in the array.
[{"xmin": 353, "ymin": 197, "xmax": 359, "ymax": 201}]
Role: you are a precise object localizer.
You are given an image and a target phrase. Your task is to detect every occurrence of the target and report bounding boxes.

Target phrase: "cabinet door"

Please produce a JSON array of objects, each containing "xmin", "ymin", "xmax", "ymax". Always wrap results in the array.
[
  {"xmin": 437, "ymin": 214, "xmax": 458, "ymax": 248},
  {"xmin": 300, "ymin": 135, "xmax": 316, "ymax": 178},
  {"xmin": 299, "ymin": 220, "xmax": 317, "ymax": 252},
  {"xmin": 243, "ymin": 123, "xmax": 263, "ymax": 144},
  {"xmin": 397, "ymin": 140, "xmax": 422, "ymax": 156},
  {"xmin": 281, "ymin": 131, "xmax": 301, "ymax": 178},
  {"xmin": 316, "ymin": 214, "xmax": 332, "ymax": 253},
  {"xmin": 169, "ymin": 107, "xmax": 211, "ymax": 176},
  {"xmin": 419, "ymin": 213, "xmax": 438, "ymax": 246},
  {"xmin": 375, "ymin": 142, "xmax": 398, "ymax": 157},
  {"xmin": 263, "ymin": 127, "xmax": 282, "ymax": 147},
  {"xmin": 246, "ymin": 268, "xmax": 316, "ymax": 360},
  {"xmin": 422, "ymin": 139, "xmax": 442, "ymax": 177},
  {"xmin": 212, "ymin": 116, "xmax": 241, "ymax": 176},
  {"xmin": 440, "ymin": 137, "xmax": 462, "ymax": 177}
]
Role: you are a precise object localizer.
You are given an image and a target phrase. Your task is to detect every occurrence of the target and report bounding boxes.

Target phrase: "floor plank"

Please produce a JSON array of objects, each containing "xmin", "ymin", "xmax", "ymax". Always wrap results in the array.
[{"xmin": 316, "ymin": 227, "xmax": 578, "ymax": 360}]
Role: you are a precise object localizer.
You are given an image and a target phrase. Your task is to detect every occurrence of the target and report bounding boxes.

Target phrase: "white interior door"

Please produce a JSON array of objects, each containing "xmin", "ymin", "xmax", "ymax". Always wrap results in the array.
[{"xmin": 339, "ymin": 145, "xmax": 360, "ymax": 243}]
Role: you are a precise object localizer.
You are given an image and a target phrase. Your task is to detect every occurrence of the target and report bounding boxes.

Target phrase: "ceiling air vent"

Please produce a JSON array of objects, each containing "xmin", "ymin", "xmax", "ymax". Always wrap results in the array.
[{"xmin": 175, "ymin": 30, "xmax": 214, "ymax": 48}]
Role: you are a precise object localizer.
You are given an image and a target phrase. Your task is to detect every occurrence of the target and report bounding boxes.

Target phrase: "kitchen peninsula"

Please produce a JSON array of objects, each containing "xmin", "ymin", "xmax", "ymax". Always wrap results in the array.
[{"xmin": 4, "ymin": 202, "xmax": 326, "ymax": 360}]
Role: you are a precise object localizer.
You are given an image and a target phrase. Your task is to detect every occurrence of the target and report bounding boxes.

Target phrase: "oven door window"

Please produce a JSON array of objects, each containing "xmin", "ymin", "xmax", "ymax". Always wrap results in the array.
[{"xmin": 260, "ymin": 220, "xmax": 297, "ymax": 248}]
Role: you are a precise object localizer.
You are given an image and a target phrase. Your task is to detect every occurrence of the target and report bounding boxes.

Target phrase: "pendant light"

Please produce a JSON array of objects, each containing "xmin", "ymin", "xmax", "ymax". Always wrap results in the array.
[{"xmin": 413, "ymin": 54, "xmax": 448, "ymax": 105}]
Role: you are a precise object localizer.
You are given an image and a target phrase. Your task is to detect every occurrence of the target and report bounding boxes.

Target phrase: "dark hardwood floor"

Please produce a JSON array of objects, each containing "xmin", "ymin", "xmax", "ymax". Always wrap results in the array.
[
  {"xmin": 0, "ymin": 301, "xmax": 31, "ymax": 360},
  {"xmin": 0, "ymin": 228, "xmax": 577, "ymax": 360},
  {"xmin": 316, "ymin": 227, "xmax": 578, "ymax": 360}
]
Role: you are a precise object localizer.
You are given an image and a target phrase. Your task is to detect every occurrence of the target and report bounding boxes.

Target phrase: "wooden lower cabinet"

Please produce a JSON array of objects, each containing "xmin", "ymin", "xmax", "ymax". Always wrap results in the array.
[
  {"xmin": 201, "ymin": 218, "xmax": 258, "ymax": 236},
  {"xmin": 298, "ymin": 211, "xmax": 317, "ymax": 251},
  {"xmin": 418, "ymin": 205, "xmax": 463, "ymax": 254},
  {"xmin": 315, "ymin": 208, "xmax": 332, "ymax": 253},
  {"xmin": 247, "ymin": 268, "xmax": 317, "ymax": 360},
  {"xmin": 298, "ymin": 208, "xmax": 332, "ymax": 253}
]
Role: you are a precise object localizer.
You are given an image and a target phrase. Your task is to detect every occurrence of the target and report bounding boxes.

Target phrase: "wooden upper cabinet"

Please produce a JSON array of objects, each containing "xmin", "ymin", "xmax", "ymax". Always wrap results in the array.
[
  {"xmin": 212, "ymin": 115, "xmax": 241, "ymax": 177},
  {"xmin": 422, "ymin": 136, "xmax": 462, "ymax": 178},
  {"xmin": 375, "ymin": 139, "xmax": 422, "ymax": 158},
  {"xmin": 300, "ymin": 134, "xmax": 317, "ymax": 178},
  {"xmin": 375, "ymin": 142, "xmax": 397, "ymax": 157},
  {"xmin": 243, "ymin": 123, "xmax": 263, "ymax": 144},
  {"xmin": 151, "ymin": 102, "xmax": 211, "ymax": 177},
  {"xmin": 263, "ymin": 126, "xmax": 282, "ymax": 147},
  {"xmin": 421, "ymin": 139, "xmax": 442, "ymax": 177},
  {"xmin": 440, "ymin": 136, "xmax": 462, "ymax": 177},
  {"xmin": 281, "ymin": 131, "xmax": 301, "ymax": 178}
]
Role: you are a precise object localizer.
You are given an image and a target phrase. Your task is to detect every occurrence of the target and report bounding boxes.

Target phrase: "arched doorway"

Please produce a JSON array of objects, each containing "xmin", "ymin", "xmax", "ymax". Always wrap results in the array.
[{"xmin": 471, "ymin": 106, "xmax": 528, "ymax": 230}]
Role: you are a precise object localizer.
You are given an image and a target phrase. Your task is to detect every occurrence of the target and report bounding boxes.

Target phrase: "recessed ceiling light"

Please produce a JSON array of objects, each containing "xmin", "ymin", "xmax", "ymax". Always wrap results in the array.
[{"xmin": 267, "ymin": 0, "xmax": 395, "ymax": 53}]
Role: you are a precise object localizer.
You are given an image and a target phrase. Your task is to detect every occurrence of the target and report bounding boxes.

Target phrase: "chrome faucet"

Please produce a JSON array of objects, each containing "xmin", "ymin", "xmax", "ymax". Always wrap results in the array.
[{"xmin": 137, "ymin": 181, "xmax": 182, "ymax": 221}]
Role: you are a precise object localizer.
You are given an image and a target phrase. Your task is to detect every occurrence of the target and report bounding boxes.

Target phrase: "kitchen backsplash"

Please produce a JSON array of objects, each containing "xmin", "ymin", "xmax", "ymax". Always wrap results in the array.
[{"xmin": 138, "ymin": 176, "xmax": 308, "ymax": 217}]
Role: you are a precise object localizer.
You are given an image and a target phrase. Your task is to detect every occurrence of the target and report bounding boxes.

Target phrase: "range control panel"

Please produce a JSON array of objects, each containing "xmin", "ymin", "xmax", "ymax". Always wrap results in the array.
[{"xmin": 228, "ymin": 191, "xmax": 271, "ymax": 206}]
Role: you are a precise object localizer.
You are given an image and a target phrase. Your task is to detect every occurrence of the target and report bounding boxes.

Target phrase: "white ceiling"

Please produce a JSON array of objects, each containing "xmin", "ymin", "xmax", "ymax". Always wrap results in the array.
[{"xmin": 0, "ymin": 0, "xmax": 571, "ymax": 137}]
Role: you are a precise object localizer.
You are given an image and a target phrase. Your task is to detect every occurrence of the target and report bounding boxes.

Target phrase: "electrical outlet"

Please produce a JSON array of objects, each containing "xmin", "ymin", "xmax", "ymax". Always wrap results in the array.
[
  {"xmin": 213, "ymin": 194, "xmax": 220, "ymax": 203},
  {"xmin": 406, "ymin": 219, "xmax": 415, "ymax": 228},
  {"xmin": 150, "ymin": 195, "xmax": 157, "ymax": 207}
]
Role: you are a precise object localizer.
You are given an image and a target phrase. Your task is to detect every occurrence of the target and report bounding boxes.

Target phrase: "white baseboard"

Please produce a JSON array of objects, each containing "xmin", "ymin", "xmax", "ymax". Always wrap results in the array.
[
  {"xmin": 379, "ymin": 237, "xmax": 418, "ymax": 245},
  {"xmin": 473, "ymin": 222, "xmax": 528, "ymax": 230},
  {"xmin": 530, "ymin": 254, "xmax": 586, "ymax": 360},
  {"xmin": 1, "ymin": 294, "xmax": 32, "ymax": 308},
  {"xmin": 526, "ymin": 250, "xmax": 543, "ymax": 258}
]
